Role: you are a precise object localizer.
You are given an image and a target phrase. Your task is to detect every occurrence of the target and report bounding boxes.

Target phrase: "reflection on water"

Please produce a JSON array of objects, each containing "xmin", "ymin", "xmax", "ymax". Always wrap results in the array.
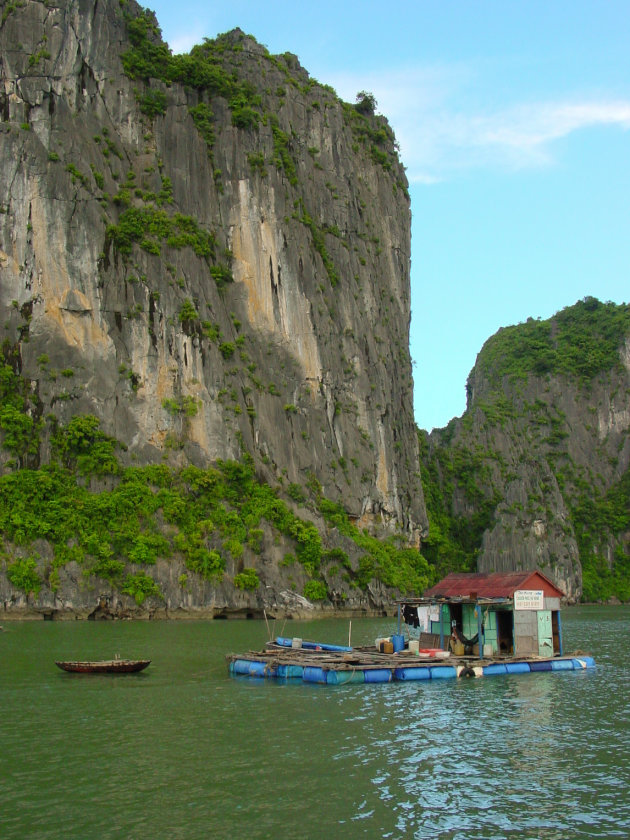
[{"xmin": 0, "ymin": 606, "xmax": 628, "ymax": 839}]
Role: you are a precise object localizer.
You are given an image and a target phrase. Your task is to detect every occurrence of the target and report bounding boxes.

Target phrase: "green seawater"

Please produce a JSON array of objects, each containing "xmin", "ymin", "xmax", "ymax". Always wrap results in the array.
[{"xmin": 1, "ymin": 606, "xmax": 628, "ymax": 839}]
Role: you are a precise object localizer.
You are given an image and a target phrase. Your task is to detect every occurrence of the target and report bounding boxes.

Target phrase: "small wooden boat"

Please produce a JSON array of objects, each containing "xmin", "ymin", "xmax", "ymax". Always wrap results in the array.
[{"xmin": 55, "ymin": 659, "xmax": 151, "ymax": 674}]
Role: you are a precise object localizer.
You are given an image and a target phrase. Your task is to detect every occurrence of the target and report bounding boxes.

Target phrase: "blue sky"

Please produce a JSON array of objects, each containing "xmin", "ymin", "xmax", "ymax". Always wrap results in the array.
[{"xmin": 147, "ymin": 0, "xmax": 630, "ymax": 430}]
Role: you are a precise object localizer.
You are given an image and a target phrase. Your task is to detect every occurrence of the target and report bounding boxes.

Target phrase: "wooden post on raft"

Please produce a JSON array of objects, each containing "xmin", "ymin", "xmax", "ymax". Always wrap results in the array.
[
  {"xmin": 264, "ymin": 609, "xmax": 271, "ymax": 642},
  {"xmin": 348, "ymin": 620, "xmax": 352, "ymax": 648}
]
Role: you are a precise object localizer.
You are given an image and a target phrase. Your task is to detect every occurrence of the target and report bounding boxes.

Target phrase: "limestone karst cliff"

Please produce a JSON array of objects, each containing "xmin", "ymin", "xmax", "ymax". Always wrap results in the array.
[
  {"xmin": 420, "ymin": 299, "xmax": 630, "ymax": 602},
  {"xmin": 0, "ymin": 0, "xmax": 430, "ymax": 617}
]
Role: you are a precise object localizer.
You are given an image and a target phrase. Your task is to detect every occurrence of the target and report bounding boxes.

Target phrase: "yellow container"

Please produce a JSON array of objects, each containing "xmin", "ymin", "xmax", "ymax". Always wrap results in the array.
[
  {"xmin": 383, "ymin": 641, "xmax": 394, "ymax": 654},
  {"xmin": 452, "ymin": 641, "xmax": 465, "ymax": 656}
]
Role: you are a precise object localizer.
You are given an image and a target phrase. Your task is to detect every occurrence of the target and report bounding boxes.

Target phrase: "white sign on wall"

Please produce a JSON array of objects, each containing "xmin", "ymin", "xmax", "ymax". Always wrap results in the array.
[{"xmin": 514, "ymin": 590, "xmax": 544, "ymax": 611}]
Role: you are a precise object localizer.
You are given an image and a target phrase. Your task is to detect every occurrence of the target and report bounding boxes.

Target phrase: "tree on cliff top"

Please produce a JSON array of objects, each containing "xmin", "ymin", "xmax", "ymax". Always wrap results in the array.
[{"xmin": 355, "ymin": 91, "xmax": 377, "ymax": 116}]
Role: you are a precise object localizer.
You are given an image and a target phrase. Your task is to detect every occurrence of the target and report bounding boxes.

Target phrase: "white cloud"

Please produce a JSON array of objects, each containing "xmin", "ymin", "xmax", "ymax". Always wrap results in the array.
[
  {"xmin": 465, "ymin": 101, "xmax": 630, "ymax": 153},
  {"xmin": 327, "ymin": 66, "xmax": 630, "ymax": 184}
]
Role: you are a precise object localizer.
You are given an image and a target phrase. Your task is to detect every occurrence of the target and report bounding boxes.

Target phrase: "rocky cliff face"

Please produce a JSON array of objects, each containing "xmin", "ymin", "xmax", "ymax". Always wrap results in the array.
[
  {"xmin": 420, "ymin": 299, "xmax": 630, "ymax": 602},
  {"xmin": 0, "ymin": 0, "xmax": 428, "ymax": 617}
]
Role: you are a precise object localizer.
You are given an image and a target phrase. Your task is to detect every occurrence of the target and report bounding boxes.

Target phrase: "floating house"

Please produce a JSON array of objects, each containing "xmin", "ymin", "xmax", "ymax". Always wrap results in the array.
[
  {"xmin": 226, "ymin": 569, "xmax": 595, "ymax": 684},
  {"xmin": 401, "ymin": 570, "xmax": 566, "ymax": 659}
]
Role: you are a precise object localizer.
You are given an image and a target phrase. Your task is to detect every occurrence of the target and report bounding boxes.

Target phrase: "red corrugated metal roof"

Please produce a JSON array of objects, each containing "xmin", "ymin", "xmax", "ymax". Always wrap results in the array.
[{"xmin": 423, "ymin": 570, "xmax": 564, "ymax": 599}]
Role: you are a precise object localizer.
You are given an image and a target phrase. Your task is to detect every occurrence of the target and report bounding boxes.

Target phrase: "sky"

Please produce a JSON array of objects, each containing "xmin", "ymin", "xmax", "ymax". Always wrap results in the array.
[{"xmin": 146, "ymin": 0, "xmax": 630, "ymax": 430}]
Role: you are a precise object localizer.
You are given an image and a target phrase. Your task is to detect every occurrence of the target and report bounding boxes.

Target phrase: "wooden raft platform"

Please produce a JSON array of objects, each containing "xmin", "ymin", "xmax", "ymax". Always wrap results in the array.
[{"xmin": 226, "ymin": 643, "xmax": 596, "ymax": 684}]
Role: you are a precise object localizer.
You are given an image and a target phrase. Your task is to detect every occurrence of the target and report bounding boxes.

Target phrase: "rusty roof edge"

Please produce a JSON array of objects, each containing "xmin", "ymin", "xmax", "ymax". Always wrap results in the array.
[{"xmin": 396, "ymin": 596, "xmax": 513, "ymax": 605}]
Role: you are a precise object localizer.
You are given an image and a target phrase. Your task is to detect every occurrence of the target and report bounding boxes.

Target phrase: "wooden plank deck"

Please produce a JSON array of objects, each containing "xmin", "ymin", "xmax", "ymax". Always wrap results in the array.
[{"xmin": 227, "ymin": 644, "xmax": 463, "ymax": 671}]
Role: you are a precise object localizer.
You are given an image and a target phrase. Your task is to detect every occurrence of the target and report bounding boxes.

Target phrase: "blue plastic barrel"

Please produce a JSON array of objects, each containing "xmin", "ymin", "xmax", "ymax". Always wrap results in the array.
[
  {"xmin": 364, "ymin": 669, "xmax": 393, "ymax": 683},
  {"xmin": 551, "ymin": 659, "xmax": 575, "ymax": 671},
  {"xmin": 277, "ymin": 664, "xmax": 304, "ymax": 679},
  {"xmin": 391, "ymin": 634, "xmax": 405, "ymax": 653},
  {"xmin": 303, "ymin": 666, "xmax": 327, "ymax": 684},
  {"xmin": 394, "ymin": 667, "xmax": 431, "ymax": 681},
  {"xmin": 231, "ymin": 659, "xmax": 249, "ymax": 675},
  {"xmin": 326, "ymin": 670, "xmax": 365, "ymax": 685},
  {"xmin": 232, "ymin": 659, "xmax": 268, "ymax": 677},
  {"xmin": 483, "ymin": 664, "xmax": 507, "ymax": 676},
  {"xmin": 529, "ymin": 660, "xmax": 553, "ymax": 672},
  {"xmin": 430, "ymin": 666, "xmax": 457, "ymax": 679},
  {"xmin": 505, "ymin": 662, "xmax": 530, "ymax": 674}
]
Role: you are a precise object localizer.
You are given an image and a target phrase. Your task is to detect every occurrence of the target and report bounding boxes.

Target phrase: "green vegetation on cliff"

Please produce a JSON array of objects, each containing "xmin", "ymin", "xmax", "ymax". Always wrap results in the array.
[
  {"xmin": 418, "ymin": 429, "xmax": 500, "ymax": 577},
  {"xmin": 122, "ymin": 14, "xmax": 263, "ymax": 127},
  {"xmin": 563, "ymin": 463, "xmax": 630, "ymax": 602},
  {"xmin": 473, "ymin": 297, "xmax": 630, "ymax": 388},
  {"xmin": 120, "ymin": 10, "xmax": 400, "ymax": 175},
  {"xmin": 0, "ymin": 359, "xmax": 429, "ymax": 607}
]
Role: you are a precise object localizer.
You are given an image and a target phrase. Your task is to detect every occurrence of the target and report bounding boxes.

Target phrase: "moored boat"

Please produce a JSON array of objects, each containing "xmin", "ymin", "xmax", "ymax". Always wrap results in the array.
[{"xmin": 55, "ymin": 659, "xmax": 151, "ymax": 674}]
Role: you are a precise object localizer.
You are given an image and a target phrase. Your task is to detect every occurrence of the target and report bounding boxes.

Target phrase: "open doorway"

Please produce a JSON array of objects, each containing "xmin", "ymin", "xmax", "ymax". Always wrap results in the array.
[
  {"xmin": 497, "ymin": 610, "xmax": 514, "ymax": 654},
  {"xmin": 449, "ymin": 602, "xmax": 463, "ymax": 633},
  {"xmin": 551, "ymin": 611, "xmax": 561, "ymax": 654}
]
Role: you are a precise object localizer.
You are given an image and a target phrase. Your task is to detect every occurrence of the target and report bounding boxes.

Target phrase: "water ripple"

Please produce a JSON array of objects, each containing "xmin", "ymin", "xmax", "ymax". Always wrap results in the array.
[{"xmin": 327, "ymin": 608, "xmax": 630, "ymax": 839}]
